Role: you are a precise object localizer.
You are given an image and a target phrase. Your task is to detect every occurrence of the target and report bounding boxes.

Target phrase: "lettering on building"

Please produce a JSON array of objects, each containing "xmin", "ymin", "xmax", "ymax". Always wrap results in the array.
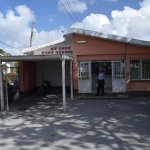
[{"xmin": 41, "ymin": 46, "xmax": 72, "ymax": 55}]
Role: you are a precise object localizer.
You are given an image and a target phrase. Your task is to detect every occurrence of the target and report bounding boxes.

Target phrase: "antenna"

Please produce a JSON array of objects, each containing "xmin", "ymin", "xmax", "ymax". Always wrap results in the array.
[{"xmin": 30, "ymin": 21, "xmax": 36, "ymax": 47}]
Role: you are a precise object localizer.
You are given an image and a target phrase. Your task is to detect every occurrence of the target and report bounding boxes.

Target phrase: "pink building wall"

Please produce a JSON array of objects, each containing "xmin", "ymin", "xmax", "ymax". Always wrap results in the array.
[{"xmin": 71, "ymin": 34, "xmax": 150, "ymax": 92}]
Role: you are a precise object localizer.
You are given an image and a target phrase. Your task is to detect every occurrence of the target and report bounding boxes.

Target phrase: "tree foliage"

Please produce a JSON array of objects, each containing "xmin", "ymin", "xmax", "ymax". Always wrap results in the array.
[{"xmin": 0, "ymin": 49, "xmax": 11, "ymax": 56}]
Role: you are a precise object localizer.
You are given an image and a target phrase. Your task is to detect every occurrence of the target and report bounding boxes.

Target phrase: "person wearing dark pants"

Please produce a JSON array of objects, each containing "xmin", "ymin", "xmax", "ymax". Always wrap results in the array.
[{"xmin": 96, "ymin": 70, "xmax": 105, "ymax": 96}]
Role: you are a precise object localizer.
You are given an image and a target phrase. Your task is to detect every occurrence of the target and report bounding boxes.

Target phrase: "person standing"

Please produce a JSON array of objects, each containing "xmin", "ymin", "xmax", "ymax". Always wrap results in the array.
[{"xmin": 96, "ymin": 70, "xmax": 105, "ymax": 96}]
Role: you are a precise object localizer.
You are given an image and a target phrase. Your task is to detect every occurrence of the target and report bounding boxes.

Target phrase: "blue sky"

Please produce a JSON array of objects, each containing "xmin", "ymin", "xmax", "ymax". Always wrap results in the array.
[
  {"xmin": 0, "ymin": 0, "xmax": 149, "ymax": 54},
  {"xmin": 0, "ymin": 0, "xmax": 141, "ymax": 31}
]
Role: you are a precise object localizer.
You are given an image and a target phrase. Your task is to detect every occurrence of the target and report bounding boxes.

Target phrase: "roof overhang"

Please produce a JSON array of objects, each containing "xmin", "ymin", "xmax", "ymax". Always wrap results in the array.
[
  {"xmin": 63, "ymin": 28, "xmax": 150, "ymax": 47},
  {"xmin": 22, "ymin": 38, "xmax": 66, "ymax": 53},
  {"xmin": 0, "ymin": 55, "xmax": 73, "ymax": 62}
]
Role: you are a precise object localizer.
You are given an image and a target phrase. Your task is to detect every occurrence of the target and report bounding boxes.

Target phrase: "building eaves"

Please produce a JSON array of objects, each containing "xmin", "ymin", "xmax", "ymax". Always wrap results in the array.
[
  {"xmin": 22, "ymin": 38, "xmax": 65, "ymax": 53},
  {"xmin": 63, "ymin": 28, "xmax": 150, "ymax": 47},
  {"xmin": 0, "ymin": 54, "xmax": 72, "ymax": 62}
]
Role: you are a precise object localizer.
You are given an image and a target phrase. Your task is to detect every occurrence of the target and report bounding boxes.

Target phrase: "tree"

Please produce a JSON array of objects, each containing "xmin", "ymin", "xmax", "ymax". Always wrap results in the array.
[{"xmin": 0, "ymin": 49, "xmax": 11, "ymax": 56}]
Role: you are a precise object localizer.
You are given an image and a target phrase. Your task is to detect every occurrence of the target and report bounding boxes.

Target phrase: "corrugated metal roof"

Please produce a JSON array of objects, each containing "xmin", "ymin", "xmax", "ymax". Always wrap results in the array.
[{"xmin": 63, "ymin": 28, "xmax": 150, "ymax": 47}]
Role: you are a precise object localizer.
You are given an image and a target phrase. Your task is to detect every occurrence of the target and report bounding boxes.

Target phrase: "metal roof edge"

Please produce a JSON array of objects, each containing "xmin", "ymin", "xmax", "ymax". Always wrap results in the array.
[{"xmin": 63, "ymin": 28, "xmax": 150, "ymax": 47}]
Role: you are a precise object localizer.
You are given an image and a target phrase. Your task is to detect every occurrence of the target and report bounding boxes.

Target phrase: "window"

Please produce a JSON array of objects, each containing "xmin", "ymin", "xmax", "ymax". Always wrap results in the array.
[
  {"xmin": 112, "ymin": 60, "xmax": 125, "ymax": 79},
  {"xmin": 130, "ymin": 59, "xmax": 150, "ymax": 80},
  {"xmin": 142, "ymin": 60, "xmax": 150, "ymax": 79},
  {"xmin": 78, "ymin": 62, "xmax": 90, "ymax": 80}
]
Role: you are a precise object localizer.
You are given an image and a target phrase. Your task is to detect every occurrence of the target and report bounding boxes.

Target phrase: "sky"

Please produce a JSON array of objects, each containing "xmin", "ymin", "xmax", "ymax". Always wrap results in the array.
[{"xmin": 0, "ymin": 0, "xmax": 150, "ymax": 55}]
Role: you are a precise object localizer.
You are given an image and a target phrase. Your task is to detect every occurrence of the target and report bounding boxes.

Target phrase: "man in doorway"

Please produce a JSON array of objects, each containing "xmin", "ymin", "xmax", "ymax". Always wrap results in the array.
[{"xmin": 96, "ymin": 70, "xmax": 105, "ymax": 96}]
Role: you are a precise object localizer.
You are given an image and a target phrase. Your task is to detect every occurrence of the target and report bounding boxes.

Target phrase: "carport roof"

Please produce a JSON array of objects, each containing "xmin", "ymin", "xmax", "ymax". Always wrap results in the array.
[{"xmin": 0, "ymin": 54, "xmax": 72, "ymax": 61}]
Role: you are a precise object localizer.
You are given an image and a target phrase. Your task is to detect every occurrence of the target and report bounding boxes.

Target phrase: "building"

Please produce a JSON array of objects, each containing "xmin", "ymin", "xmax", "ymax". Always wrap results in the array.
[
  {"xmin": 23, "ymin": 28, "xmax": 150, "ymax": 95},
  {"xmin": 0, "ymin": 28, "xmax": 150, "ymax": 110}
]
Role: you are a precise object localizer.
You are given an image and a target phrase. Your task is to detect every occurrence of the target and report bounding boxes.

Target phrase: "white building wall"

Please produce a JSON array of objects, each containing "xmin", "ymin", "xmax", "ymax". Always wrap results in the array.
[
  {"xmin": 36, "ymin": 60, "xmax": 70, "ymax": 87},
  {"xmin": 34, "ymin": 41, "xmax": 72, "ymax": 56}
]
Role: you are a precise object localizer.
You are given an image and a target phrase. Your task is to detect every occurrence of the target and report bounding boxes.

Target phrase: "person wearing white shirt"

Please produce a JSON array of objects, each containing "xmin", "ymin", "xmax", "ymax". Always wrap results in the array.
[{"xmin": 96, "ymin": 70, "xmax": 105, "ymax": 96}]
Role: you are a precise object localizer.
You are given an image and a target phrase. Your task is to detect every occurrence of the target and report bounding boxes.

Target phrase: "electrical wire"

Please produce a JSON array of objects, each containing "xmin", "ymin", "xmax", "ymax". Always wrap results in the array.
[
  {"xmin": 59, "ymin": 0, "xmax": 86, "ymax": 34},
  {"xmin": 0, "ymin": 40, "xmax": 22, "ymax": 51},
  {"xmin": 59, "ymin": 0, "xmax": 77, "ymax": 22},
  {"xmin": 65, "ymin": 0, "xmax": 80, "ymax": 22}
]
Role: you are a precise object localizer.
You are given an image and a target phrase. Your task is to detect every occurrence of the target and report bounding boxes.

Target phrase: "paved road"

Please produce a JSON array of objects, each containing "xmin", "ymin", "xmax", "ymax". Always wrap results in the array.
[{"xmin": 0, "ymin": 97, "xmax": 150, "ymax": 150}]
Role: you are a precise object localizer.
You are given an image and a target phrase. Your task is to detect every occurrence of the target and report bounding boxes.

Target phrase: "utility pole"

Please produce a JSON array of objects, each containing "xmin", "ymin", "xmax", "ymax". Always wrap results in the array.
[{"xmin": 30, "ymin": 21, "xmax": 35, "ymax": 47}]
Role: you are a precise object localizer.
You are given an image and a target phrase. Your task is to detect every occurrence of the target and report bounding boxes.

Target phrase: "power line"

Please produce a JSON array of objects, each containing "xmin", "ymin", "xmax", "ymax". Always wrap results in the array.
[
  {"xmin": 2, "ymin": 31, "xmax": 29, "ymax": 48},
  {"xmin": 0, "ymin": 40, "xmax": 21, "ymax": 51},
  {"xmin": 59, "ymin": 0, "xmax": 86, "ymax": 34},
  {"xmin": 59, "ymin": 0, "xmax": 77, "ymax": 22},
  {"xmin": 65, "ymin": 0, "xmax": 80, "ymax": 22}
]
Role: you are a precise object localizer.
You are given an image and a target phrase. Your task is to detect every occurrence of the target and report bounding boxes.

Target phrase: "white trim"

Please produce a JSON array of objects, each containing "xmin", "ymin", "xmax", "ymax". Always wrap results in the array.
[
  {"xmin": 62, "ymin": 59, "xmax": 66, "ymax": 111},
  {"xmin": 0, "ymin": 55, "xmax": 72, "ymax": 61},
  {"xmin": 78, "ymin": 61, "xmax": 92, "ymax": 93}
]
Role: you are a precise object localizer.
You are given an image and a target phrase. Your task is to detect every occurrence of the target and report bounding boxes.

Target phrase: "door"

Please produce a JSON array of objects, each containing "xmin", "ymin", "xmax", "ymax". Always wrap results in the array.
[
  {"xmin": 78, "ymin": 61, "xmax": 92, "ymax": 93},
  {"xmin": 112, "ymin": 60, "xmax": 126, "ymax": 93}
]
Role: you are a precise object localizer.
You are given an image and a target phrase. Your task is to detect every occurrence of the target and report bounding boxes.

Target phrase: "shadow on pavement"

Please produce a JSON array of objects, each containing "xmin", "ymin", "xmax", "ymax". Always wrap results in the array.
[{"xmin": 0, "ymin": 97, "xmax": 150, "ymax": 150}]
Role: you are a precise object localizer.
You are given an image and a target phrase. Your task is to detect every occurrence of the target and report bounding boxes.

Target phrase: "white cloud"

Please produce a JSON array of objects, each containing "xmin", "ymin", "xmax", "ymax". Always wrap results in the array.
[
  {"xmin": 0, "ymin": 5, "xmax": 34, "ymax": 54},
  {"xmin": 33, "ymin": 29, "xmax": 64, "ymax": 46},
  {"xmin": 88, "ymin": 0, "xmax": 118, "ymax": 3},
  {"xmin": 0, "ymin": 5, "xmax": 63, "ymax": 55},
  {"xmin": 72, "ymin": 0, "xmax": 150, "ymax": 41},
  {"xmin": 72, "ymin": 13, "xmax": 112, "ymax": 32},
  {"xmin": 58, "ymin": 0, "xmax": 87, "ymax": 13},
  {"xmin": 140, "ymin": 0, "xmax": 150, "ymax": 7}
]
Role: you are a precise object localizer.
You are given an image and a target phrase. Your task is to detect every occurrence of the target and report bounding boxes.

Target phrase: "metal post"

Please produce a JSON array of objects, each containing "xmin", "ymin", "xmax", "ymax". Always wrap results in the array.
[
  {"xmin": 62, "ymin": 59, "xmax": 66, "ymax": 111},
  {"xmin": 0, "ymin": 63, "xmax": 4, "ymax": 111},
  {"xmin": 5, "ymin": 79, "xmax": 9, "ymax": 111},
  {"xmin": 70, "ymin": 60, "xmax": 73, "ymax": 99}
]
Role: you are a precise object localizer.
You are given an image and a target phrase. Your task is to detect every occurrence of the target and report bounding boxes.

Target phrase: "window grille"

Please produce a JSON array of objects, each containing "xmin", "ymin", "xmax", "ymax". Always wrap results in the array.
[
  {"xmin": 78, "ymin": 61, "xmax": 90, "ymax": 80},
  {"xmin": 112, "ymin": 60, "xmax": 125, "ymax": 79},
  {"xmin": 130, "ymin": 59, "xmax": 150, "ymax": 80},
  {"xmin": 142, "ymin": 60, "xmax": 150, "ymax": 79}
]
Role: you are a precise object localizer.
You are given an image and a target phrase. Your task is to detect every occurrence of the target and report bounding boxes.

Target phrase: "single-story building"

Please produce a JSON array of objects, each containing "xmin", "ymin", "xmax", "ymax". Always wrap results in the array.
[
  {"xmin": 0, "ymin": 28, "xmax": 150, "ymax": 110},
  {"xmin": 23, "ymin": 28, "xmax": 150, "ymax": 95}
]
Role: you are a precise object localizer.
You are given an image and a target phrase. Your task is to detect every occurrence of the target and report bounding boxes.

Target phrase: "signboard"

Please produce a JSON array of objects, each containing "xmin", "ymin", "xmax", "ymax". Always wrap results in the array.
[{"xmin": 41, "ymin": 46, "xmax": 72, "ymax": 55}]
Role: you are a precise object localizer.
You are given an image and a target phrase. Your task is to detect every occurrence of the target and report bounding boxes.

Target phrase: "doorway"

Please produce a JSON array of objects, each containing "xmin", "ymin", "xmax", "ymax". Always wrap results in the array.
[{"xmin": 92, "ymin": 61, "xmax": 112, "ymax": 94}]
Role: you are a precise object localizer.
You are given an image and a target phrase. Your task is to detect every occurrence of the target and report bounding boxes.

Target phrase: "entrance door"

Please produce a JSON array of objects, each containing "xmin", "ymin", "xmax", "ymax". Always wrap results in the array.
[
  {"xmin": 91, "ymin": 61, "xmax": 112, "ymax": 93},
  {"xmin": 112, "ymin": 60, "xmax": 126, "ymax": 93},
  {"xmin": 78, "ymin": 61, "xmax": 92, "ymax": 93}
]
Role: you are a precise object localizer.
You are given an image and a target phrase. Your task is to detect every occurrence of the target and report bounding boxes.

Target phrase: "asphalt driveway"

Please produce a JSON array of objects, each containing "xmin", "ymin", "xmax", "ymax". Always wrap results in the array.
[{"xmin": 0, "ymin": 97, "xmax": 150, "ymax": 150}]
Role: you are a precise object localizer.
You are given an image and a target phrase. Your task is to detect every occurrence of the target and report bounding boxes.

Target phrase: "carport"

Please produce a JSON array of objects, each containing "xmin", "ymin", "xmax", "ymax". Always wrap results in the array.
[{"xmin": 0, "ymin": 54, "xmax": 73, "ymax": 111}]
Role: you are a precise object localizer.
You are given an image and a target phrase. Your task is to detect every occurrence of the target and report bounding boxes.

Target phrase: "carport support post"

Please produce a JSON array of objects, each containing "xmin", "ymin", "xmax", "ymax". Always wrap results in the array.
[
  {"xmin": 0, "ymin": 62, "xmax": 4, "ymax": 111},
  {"xmin": 62, "ymin": 58, "xmax": 66, "ymax": 111},
  {"xmin": 70, "ymin": 60, "xmax": 73, "ymax": 100}
]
